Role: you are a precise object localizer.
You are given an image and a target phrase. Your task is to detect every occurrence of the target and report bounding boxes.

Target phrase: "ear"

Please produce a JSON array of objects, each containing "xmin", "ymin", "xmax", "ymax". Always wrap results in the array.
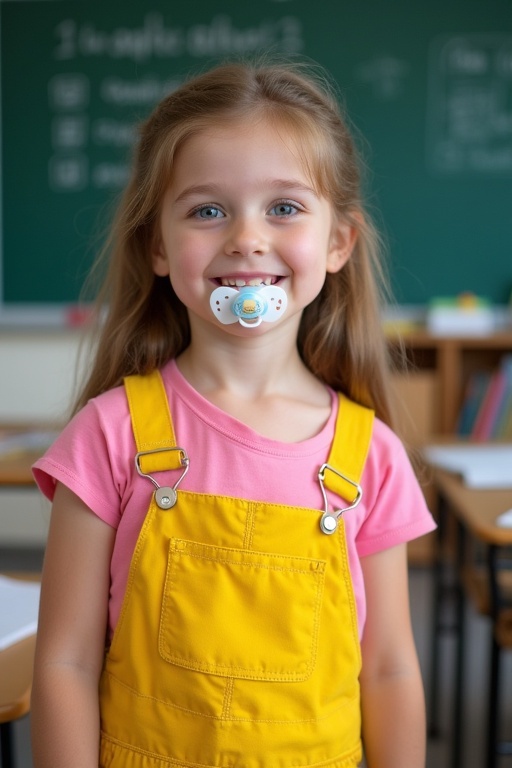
[
  {"xmin": 151, "ymin": 236, "xmax": 170, "ymax": 277},
  {"xmin": 326, "ymin": 216, "xmax": 359, "ymax": 274}
]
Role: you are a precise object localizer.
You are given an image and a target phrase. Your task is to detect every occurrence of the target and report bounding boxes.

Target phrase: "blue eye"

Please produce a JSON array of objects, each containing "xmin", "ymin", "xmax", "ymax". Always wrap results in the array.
[
  {"xmin": 195, "ymin": 205, "xmax": 224, "ymax": 219},
  {"xmin": 270, "ymin": 202, "xmax": 298, "ymax": 217}
]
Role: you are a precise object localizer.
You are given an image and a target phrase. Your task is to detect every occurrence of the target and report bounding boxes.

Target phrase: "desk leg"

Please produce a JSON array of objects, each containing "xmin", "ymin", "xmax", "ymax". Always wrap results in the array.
[
  {"xmin": 0, "ymin": 721, "xmax": 14, "ymax": 768},
  {"xmin": 428, "ymin": 492, "xmax": 461, "ymax": 740},
  {"xmin": 486, "ymin": 544, "xmax": 501, "ymax": 768},
  {"xmin": 487, "ymin": 637, "xmax": 501, "ymax": 768},
  {"xmin": 428, "ymin": 492, "xmax": 447, "ymax": 737}
]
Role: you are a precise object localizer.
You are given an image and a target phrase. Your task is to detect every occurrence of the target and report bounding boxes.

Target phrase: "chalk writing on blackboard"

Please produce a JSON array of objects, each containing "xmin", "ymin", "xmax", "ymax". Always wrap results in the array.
[
  {"xmin": 355, "ymin": 56, "xmax": 411, "ymax": 101},
  {"xmin": 47, "ymin": 14, "xmax": 304, "ymax": 195},
  {"xmin": 427, "ymin": 35, "xmax": 512, "ymax": 174},
  {"xmin": 53, "ymin": 14, "xmax": 303, "ymax": 62}
]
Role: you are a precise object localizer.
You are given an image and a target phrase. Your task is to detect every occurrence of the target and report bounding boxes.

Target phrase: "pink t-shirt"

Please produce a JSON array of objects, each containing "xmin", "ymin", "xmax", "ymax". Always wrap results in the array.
[{"xmin": 33, "ymin": 359, "xmax": 435, "ymax": 639}]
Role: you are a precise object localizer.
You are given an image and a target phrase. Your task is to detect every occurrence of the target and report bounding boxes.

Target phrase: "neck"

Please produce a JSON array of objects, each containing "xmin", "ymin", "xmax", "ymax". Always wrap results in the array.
[
  {"xmin": 178, "ymin": 322, "xmax": 304, "ymax": 399},
  {"xmin": 176, "ymin": 317, "xmax": 332, "ymax": 442}
]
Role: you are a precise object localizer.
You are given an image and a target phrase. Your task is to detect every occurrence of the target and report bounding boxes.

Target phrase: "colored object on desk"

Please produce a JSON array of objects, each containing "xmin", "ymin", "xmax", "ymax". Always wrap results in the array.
[
  {"xmin": 65, "ymin": 305, "xmax": 93, "ymax": 327},
  {"xmin": 426, "ymin": 293, "xmax": 495, "ymax": 336}
]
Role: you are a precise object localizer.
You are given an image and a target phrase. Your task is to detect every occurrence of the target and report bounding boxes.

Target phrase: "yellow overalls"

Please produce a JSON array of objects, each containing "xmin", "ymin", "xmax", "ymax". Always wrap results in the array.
[{"xmin": 99, "ymin": 370, "xmax": 374, "ymax": 768}]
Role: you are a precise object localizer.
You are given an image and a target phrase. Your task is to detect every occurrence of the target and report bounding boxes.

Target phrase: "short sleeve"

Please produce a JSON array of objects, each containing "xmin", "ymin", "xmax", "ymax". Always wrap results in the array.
[
  {"xmin": 354, "ymin": 420, "xmax": 436, "ymax": 558},
  {"xmin": 32, "ymin": 387, "xmax": 134, "ymax": 529}
]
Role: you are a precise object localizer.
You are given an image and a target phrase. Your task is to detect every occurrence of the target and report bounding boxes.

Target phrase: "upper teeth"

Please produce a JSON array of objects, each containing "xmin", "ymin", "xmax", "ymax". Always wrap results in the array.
[{"xmin": 220, "ymin": 277, "xmax": 274, "ymax": 287}]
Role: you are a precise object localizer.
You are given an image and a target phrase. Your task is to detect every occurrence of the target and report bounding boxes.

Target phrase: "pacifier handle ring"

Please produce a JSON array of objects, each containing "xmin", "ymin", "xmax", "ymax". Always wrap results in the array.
[{"xmin": 238, "ymin": 317, "xmax": 263, "ymax": 328}]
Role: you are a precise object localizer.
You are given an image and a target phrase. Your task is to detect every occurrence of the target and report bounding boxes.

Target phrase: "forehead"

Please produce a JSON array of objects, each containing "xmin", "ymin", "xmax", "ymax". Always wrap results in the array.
[{"xmin": 171, "ymin": 116, "xmax": 325, "ymax": 192}]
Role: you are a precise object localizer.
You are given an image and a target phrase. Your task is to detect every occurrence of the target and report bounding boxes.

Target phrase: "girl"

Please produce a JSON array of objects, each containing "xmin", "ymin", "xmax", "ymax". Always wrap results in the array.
[{"xmin": 31, "ymin": 60, "xmax": 435, "ymax": 768}]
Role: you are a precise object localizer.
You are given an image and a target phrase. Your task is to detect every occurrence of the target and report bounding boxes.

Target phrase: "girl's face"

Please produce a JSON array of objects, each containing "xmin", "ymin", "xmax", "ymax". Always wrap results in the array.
[{"xmin": 152, "ymin": 118, "xmax": 356, "ymax": 337}]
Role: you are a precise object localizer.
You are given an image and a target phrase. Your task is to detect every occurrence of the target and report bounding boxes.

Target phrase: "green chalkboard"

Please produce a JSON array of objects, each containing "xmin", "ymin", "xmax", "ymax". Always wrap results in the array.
[{"xmin": 1, "ymin": 0, "xmax": 512, "ymax": 315}]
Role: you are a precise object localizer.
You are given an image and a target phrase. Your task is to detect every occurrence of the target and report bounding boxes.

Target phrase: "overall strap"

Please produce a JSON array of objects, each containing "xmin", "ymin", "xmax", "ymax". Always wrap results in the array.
[
  {"xmin": 323, "ymin": 394, "xmax": 374, "ymax": 504},
  {"xmin": 124, "ymin": 370, "xmax": 183, "ymax": 475},
  {"xmin": 125, "ymin": 371, "xmax": 374, "ymax": 504}
]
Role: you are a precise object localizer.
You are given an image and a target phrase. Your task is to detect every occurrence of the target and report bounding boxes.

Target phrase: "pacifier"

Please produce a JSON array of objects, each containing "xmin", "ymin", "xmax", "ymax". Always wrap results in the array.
[{"xmin": 210, "ymin": 284, "xmax": 287, "ymax": 328}]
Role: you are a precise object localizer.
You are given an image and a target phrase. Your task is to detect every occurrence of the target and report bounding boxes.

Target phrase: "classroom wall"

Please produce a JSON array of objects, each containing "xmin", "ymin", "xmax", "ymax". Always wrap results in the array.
[
  {"xmin": 0, "ymin": 330, "xmax": 81, "ymax": 545},
  {"xmin": 0, "ymin": 331, "xmax": 80, "ymax": 422}
]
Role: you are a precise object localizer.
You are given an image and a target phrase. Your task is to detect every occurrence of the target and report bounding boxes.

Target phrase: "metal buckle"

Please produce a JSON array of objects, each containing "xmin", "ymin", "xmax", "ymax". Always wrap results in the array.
[
  {"xmin": 135, "ymin": 446, "xmax": 190, "ymax": 509},
  {"xmin": 317, "ymin": 463, "xmax": 363, "ymax": 535}
]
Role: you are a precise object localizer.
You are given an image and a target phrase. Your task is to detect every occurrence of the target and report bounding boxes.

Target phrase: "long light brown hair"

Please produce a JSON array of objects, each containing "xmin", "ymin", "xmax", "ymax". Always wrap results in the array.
[{"xmin": 75, "ymin": 59, "xmax": 396, "ymax": 426}]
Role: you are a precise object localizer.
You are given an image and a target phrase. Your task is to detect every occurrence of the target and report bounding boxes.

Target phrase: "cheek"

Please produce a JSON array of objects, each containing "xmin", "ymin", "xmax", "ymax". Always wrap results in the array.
[
  {"xmin": 166, "ymin": 238, "xmax": 212, "ymax": 303},
  {"xmin": 165, "ymin": 235, "xmax": 202, "ymax": 279},
  {"xmin": 286, "ymin": 229, "xmax": 329, "ymax": 275},
  {"xmin": 285, "ymin": 228, "xmax": 332, "ymax": 302}
]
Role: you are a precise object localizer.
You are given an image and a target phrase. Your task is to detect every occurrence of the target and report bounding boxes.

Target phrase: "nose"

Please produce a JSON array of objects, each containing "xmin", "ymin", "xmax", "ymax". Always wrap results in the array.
[{"xmin": 224, "ymin": 215, "xmax": 269, "ymax": 257}]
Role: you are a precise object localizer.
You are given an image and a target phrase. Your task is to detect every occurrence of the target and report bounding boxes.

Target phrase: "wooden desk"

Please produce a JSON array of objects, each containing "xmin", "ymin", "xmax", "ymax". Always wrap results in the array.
[
  {"xmin": 429, "ymin": 468, "xmax": 512, "ymax": 768},
  {"xmin": 0, "ymin": 634, "xmax": 37, "ymax": 767},
  {"xmin": 0, "ymin": 429, "xmax": 48, "ymax": 767},
  {"xmin": 0, "ymin": 634, "xmax": 35, "ymax": 720},
  {"xmin": 0, "ymin": 573, "xmax": 40, "ymax": 768},
  {"xmin": 434, "ymin": 470, "xmax": 512, "ymax": 545}
]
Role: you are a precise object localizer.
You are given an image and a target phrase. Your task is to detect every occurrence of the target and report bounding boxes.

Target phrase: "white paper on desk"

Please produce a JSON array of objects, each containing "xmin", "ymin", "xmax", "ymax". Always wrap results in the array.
[
  {"xmin": 423, "ymin": 444, "xmax": 512, "ymax": 489},
  {"xmin": 0, "ymin": 575, "xmax": 40, "ymax": 651}
]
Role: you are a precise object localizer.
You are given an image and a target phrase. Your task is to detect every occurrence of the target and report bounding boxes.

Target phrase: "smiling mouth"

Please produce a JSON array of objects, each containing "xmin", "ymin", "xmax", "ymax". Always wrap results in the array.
[{"xmin": 217, "ymin": 276, "xmax": 280, "ymax": 288}]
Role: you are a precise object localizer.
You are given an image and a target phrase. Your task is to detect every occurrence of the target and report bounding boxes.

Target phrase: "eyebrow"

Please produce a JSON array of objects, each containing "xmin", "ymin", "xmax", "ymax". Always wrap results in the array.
[
  {"xmin": 172, "ymin": 179, "xmax": 319, "ymax": 204},
  {"xmin": 269, "ymin": 179, "xmax": 319, "ymax": 196}
]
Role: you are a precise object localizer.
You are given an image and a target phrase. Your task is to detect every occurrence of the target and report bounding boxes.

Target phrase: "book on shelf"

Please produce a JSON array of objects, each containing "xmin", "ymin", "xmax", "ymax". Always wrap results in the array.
[
  {"xmin": 456, "ymin": 354, "xmax": 512, "ymax": 440},
  {"xmin": 456, "ymin": 370, "xmax": 492, "ymax": 436},
  {"xmin": 497, "ymin": 385, "xmax": 512, "ymax": 438}
]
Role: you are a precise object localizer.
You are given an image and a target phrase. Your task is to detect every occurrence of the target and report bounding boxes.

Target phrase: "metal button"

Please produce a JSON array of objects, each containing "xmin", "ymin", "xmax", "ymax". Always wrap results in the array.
[
  {"xmin": 155, "ymin": 486, "xmax": 177, "ymax": 510},
  {"xmin": 320, "ymin": 513, "xmax": 338, "ymax": 534}
]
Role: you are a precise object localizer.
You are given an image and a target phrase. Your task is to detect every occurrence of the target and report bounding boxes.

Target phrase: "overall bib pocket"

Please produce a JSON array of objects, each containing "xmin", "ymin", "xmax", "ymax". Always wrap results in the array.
[{"xmin": 159, "ymin": 538, "xmax": 326, "ymax": 682}]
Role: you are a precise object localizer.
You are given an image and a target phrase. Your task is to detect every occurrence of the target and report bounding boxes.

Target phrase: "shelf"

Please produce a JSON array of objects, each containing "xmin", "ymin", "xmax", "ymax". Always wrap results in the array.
[
  {"xmin": 387, "ymin": 330, "xmax": 512, "ymax": 565},
  {"xmin": 388, "ymin": 330, "xmax": 512, "ymax": 435}
]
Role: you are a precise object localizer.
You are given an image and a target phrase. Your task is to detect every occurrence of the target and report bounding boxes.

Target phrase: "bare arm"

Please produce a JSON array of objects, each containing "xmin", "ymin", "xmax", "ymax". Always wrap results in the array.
[
  {"xmin": 359, "ymin": 543, "xmax": 426, "ymax": 768},
  {"xmin": 31, "ymin": 483, "xmax": 116, "ymax": 768}
]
